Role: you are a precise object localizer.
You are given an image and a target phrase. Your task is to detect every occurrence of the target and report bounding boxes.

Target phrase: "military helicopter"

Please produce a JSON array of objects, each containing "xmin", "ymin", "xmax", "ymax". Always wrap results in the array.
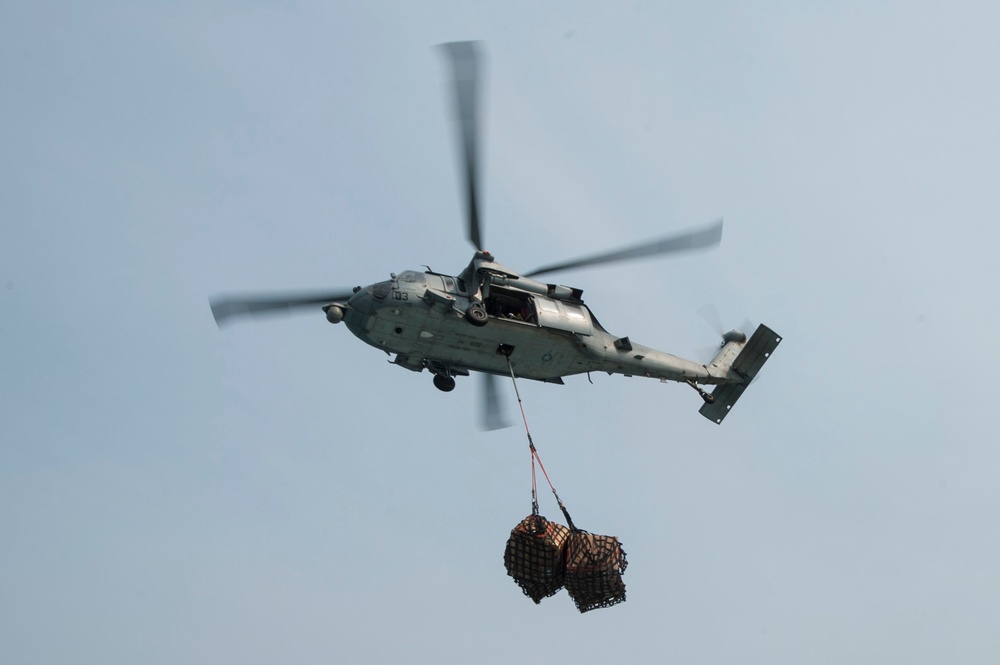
[{"xmin": 210, "ymin": 42, "xmax": 780, "ymax": 427}]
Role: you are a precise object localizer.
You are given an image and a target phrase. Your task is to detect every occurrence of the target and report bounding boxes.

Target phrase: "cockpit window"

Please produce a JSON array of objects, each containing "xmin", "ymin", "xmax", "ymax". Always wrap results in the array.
[
  {"xmin": 398, "ymin": 271, "xmax": 426, "ymax": 284},
  {"xmin": 370, "ymin": 281, "xmax": 392, "ymax": 300}
]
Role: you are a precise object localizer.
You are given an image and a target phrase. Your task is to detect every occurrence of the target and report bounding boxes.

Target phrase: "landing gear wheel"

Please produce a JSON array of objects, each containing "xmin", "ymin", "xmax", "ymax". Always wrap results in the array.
[
  {"xmin": 465, "ymin": 303, "xmax": 488, "ymax": 327},
  {"xmin": 433, "ymin": 374, "xmax": 456, "ymax": 392},
  {"xmin": 686, "ymin": 379, "xmax": 715, "ymax": 404}
]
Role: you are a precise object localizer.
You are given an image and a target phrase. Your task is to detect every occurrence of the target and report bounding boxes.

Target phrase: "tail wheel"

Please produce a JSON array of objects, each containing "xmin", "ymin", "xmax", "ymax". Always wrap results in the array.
[
  {"xmin": 465, "ymin": 303, "xmax": 489, "ymax": 326},
  {"xmin": 433, "ymin": 374, "xmax": 456, "ymax": 392}
]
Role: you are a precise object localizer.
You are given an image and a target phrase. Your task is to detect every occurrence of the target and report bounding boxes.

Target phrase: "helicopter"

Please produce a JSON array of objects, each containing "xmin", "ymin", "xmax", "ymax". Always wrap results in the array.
[{"xmin": 210, "ymin": 41, "xmax": 781, "ymax": 427}]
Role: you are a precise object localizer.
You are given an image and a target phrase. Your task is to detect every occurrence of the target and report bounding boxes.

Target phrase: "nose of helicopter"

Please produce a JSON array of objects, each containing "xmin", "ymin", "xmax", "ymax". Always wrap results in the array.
[
  {"xmin": 347, "ymin": 284, "xmax": 376, "ymax": 314},
  {"xmin": 341, "ymin": 281, "xmax": 390, "ymax": 328},
  {"xmin": 340, "ymin": 282, "xmax": 392, "ymax": 344},
  {"xmin": 347, "ymin": 280, "xmax": 389, "ymax": 314},
  {"xmin": 345, "ymin": 286, "xmax": 371, "ymax": 315}
]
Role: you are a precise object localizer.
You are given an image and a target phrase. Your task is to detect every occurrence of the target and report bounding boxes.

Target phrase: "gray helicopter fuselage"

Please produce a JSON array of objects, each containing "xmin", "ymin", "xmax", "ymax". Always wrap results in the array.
[
  {"xmin": 340, "ymin": 269, "xmax": 721, "ymax": 385},
  {"xmin": 209, "ymin": 42, "xmax": 781, "ymax": 424}
]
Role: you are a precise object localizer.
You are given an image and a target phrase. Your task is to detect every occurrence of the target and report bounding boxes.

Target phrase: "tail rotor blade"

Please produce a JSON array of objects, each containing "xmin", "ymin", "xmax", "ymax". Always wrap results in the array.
[
  {"xmin": 440, "ymin": 41, "xmax": 485, "ymax": 251},
  {"xmin": 697, "ymin": 303, "xmax": 725, "ymax": 337},
  {"xmin": 695, "ymin": 307, "xmax": 764, "ymax": 384},
  {"xmin": 526, "ymin": 218, "xmax": 723, "ymax": 278},
  {"xmin": 698, "ymin": 304, "xmax": 757, "ymax": 340}
]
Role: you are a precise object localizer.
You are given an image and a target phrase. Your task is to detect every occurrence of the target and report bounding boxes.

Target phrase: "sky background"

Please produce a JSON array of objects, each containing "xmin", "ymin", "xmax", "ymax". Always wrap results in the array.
[{"xmin": 3, "ymin": 1, "xmax": 1000, "ymax": 663}]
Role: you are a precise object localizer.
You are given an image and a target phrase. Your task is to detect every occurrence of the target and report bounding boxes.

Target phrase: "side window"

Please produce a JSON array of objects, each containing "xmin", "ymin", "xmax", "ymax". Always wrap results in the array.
[{"xmin": 563, "ymin": 303, "xmax": 586, "ymax": 322}]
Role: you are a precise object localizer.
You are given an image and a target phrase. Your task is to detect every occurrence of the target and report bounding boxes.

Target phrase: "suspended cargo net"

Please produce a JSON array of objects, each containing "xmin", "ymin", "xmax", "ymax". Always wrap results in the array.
[
  {"xmin": 501, "ymin": 353, "xmax": 627, "ymax": 613},
  {"xmin": 503, "ymin": 514, "xmax": 570, "ymax": 603},
  {"xmin": 564, "ymin": 531, "xmax": 628, "ymax": 613}
]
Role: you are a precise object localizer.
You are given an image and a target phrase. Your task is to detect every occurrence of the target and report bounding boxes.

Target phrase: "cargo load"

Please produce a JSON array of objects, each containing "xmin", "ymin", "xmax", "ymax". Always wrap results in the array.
[
  {"xmin": 563, "ymin": 530, "xmax": 628, "ymax": 613},
  {"xmin": 503, "ymin": 514, "xmax": 570, "ymax": 603}
]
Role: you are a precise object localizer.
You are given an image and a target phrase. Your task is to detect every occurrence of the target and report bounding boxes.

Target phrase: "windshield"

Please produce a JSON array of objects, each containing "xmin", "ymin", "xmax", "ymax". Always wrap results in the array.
[{"xmin": 398, "ymin": 271, "xmax": 426, "ymax": 284}]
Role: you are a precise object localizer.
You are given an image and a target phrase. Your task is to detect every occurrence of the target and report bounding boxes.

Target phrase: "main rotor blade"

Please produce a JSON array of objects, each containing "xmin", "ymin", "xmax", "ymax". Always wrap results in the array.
[
  {"xmin": 526, "ymin": 218, "xmax": 724, "ymax": 278},
  {"xmin": 480, "ymin": 372, "xmax": 511, "ymax": 431},
  {"xmin": 440, "ymin": 41, "xmax": 484, "ymax": 251},
  {"xmin": 210, "ymin": 290, "xmax": 355, "ymax": 327}
]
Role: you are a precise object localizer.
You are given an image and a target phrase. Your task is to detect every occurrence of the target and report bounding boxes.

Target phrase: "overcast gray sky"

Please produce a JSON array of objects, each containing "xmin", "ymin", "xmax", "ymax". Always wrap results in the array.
[{"xmin": 4, "ymin": 2, "xmax": 1000, "ymax": 663}]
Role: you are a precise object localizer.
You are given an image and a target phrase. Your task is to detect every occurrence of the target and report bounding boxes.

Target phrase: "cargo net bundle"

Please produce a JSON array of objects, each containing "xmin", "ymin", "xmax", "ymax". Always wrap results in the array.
[
  {"xmin": 563, "ymin": 530, "xmax": 628, "ymax": 613},
  {"xmin": 503, "ymin": 514, "xmax": 569, "ymax": 603},
  {"xmin": 504, "ymin": 514, "xmax": 628, "ymax": 612},
  {"xmin": 501, "ymin": 356, "xmax": 627, "ymax": 613}
]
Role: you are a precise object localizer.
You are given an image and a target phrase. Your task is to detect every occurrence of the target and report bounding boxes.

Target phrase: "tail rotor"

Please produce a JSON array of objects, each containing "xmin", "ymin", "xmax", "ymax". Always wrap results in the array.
[{"xmin": 696, "ymin": 304, "xmax": 756, "ymax": 361}]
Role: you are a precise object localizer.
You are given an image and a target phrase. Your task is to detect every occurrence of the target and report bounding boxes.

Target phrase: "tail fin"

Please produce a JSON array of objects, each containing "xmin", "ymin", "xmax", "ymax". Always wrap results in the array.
[{"xmin": 699, "ymin": 324, "xmax": 781, "ymax": 424}]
